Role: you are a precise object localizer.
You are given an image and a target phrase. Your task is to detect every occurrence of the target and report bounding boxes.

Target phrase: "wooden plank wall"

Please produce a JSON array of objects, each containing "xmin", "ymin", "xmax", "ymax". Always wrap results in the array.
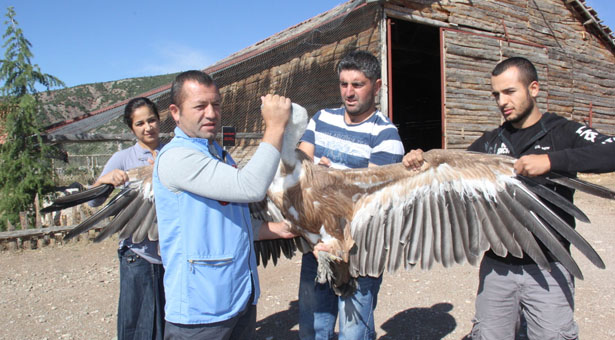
[
  {"xmin": 381, "ymin": 0, "xmax": 614, "ymax": 148},
  {"xmin": 430, "ymin": 0, "xmax": 615, "ymax": 147},
  {"xmin": 210, "ymin": 6, "xmax": 382, "ymax": 138},
  {"xmin": 166, "ymin": 0, "xmax": 614, "ymax": 153},
  {"xmin": 215, "ymin": 28, "xmax": 381, "ymax": 133},
  {"xmin": 443, "ymin": 30, "xmax": 550, "ymax": 148}
]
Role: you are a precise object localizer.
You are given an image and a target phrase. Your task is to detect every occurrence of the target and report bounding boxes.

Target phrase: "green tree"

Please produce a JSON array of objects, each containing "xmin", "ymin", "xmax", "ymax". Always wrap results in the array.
[{"xmin": 0, "ymin": 7, "xmax": 64, "ymax": 228}]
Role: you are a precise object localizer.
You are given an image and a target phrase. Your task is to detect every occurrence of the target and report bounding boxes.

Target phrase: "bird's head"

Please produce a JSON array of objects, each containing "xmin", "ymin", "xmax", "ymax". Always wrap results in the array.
[{"xmin": 281, "ymin": 103, "xmax": 308, "ymax": 166}]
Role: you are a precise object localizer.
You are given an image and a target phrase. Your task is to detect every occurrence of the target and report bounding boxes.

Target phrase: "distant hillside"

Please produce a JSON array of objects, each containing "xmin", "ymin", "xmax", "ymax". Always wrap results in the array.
[
  {"xmin": 33, "ymin": 73, "xmax": 178, "ymax": 184},
  {"xmin": 36, "ymin": 73, "xmax": 178, "ymax": 127}
]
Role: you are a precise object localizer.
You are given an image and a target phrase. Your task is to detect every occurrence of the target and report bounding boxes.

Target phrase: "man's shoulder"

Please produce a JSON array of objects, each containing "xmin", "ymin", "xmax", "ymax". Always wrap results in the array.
[
  {"xmin": 371, "ymin": 110, "xmax": 397, "ymax": 127},
  {"xmin": 314, "ymin": 107, "xmax": 344, "ymax": 119},
  {"xmin": 542, "ymin": 112, "xmax": 569, "ymax": 125}
]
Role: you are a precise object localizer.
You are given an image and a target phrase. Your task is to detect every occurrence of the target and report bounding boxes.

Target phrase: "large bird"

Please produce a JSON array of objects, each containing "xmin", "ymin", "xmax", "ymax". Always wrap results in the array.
[{"xmin": 42, "ymin": 104, "xmax": 615, "ymax": 296}]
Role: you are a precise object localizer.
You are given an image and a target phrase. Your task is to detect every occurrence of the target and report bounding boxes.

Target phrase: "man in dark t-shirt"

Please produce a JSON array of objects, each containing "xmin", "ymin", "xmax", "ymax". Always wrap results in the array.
[{"xmin": 403, "ymin": 57, "xmax": 615, "ymax": 339}]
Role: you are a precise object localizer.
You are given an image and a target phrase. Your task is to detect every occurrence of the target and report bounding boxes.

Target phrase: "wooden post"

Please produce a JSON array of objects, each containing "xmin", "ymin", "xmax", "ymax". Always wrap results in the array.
[
  {"xmin": 8, "ymin": 238, "xmax": 18, "ymax": 250},
  {"xmin": 71, "ymin": 206, "xmax": 79, "ymax": 225},
  {"xmin": 53, "ymin": 232, "xmax": 63, "ymax": 245},
  {"xmin": 53, "ymin": 211, "xmax": 61, "ymax": 226},
  {"xmin": 6, "ymin": 219, "xmax": 14, "ymax": 231},
  {"xmin": 38, "ymin": 235, "xmax": 49, "ymax": 248},
  {"xmin": 19, "ymin": 212, "xmax": 28, "ymax": 230},
  {"xmin": 34, "ymin": 193, "xmax": 42, "ymax": 228},
  {"xmin": 80, "ymin": 209, "xmax": 87, "ymax": 225},
  {"xmin": 29, "ymin": 237, "xmax": 37, "ymax": 250}
]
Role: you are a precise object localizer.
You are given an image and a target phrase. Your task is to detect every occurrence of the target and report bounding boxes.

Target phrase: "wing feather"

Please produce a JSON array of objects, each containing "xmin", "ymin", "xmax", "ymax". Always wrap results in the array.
[
  {"xmin": 344, "ymin": 149, "xmax": 611, "ymax": 281},
  {"xmin": 496, "ymin": 189, "xmax": 550, "ymax": 267},
  {"xmin": 148, "ymin": 219, "xmax": 159, "ymax": 241},
  {"xmin": 547, "ymin": 173, "xmax": 615, "ymax": 199},
  {"xmin": 118, "ymin": 196, "xmax": 150, "ymax": 240},
  {"xmin": 62, "ymin": 188, "xmax": 136, "ymax": 240},
  {"xmin": 406, "ymin": 198, "xmax": 423, "ymax": 266},
  {"xmin": 473, "ymin": 198, "xmax": 507, "ymax": 257},
  {"xmin": 511, "ymin": 182, "xmax": 605, "ymax": 270},
  {"xmin": 444, "ymin": 190, "xmax": 471, "ymax": 265},
  {"xmin": 430, "ymin": 193, "xmax": 442, "ymax": 265},
  {"xmin": 41, "ymin": 184, "xmax": 115, "ymax": 213},
  {"xmin": 249, "ymin": 199, "xmax": 307, "ymax": 267},
  {"xmin": 437, "ymin": 196, "xmax": 453, "ymax": 267},
  {"xmin": 420, "ymin": 194, "xmax": 434, "ymax": 270},
  {"xmin": 386, "ymin": 205, "xmax": 406, "ymax": 272},
  {"xmin": 94, "ymin": 191, "xmax": 144, "ymax": 242},
  {"xmin": 518, "ymin": 175, "xmax": 589, "ymax": 223},
  {"xmin": 484, "ymin": 199, "xmax": 523, "ymax": 258},
  {"xmin": 132, "ymin": 202, "xmax": 157, "ymax": 244}
]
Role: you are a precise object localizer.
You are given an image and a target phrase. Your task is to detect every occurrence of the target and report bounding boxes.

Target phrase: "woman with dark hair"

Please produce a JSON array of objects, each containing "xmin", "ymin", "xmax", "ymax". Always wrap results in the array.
[{"xmin": 89, "ymin": 96, "xmax": 165, "ymax": 340}]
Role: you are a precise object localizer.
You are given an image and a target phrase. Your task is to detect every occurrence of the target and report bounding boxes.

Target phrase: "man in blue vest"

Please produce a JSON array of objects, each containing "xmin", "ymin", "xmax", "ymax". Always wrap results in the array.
[{"xmin": 153, "ymin": 70, "xmax": 294, "ymax": 340}]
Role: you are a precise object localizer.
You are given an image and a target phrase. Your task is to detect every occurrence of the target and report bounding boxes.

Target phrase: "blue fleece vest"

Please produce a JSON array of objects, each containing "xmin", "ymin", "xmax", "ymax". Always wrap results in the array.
[{"xmin": 153, "ymin": 127, "xmax": 260, "ymax": 324}]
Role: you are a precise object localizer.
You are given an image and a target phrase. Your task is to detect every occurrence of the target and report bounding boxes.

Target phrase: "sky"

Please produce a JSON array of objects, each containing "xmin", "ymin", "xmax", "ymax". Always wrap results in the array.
[{"xmin": 0, "ymin": 0, "xmax": 613, "ymax": 89}]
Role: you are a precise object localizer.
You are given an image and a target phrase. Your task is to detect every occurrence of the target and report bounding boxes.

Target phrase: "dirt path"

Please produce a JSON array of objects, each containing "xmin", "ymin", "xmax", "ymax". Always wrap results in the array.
[{"xmin": 1, "ymin": 174, "xmax": 614, "ymax": 340}]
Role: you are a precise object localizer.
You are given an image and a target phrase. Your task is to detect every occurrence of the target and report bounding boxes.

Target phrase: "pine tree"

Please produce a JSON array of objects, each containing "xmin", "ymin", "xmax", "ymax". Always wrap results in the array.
[{"xmin": 0, "ymin": 7, "xmax": 64, "ymax": 228}]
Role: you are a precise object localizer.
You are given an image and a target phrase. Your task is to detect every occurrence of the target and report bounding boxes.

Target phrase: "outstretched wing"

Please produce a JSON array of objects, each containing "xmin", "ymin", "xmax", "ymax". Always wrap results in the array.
[
  {"xmin": 348, "ymin": 149, "xmax": 612, "ymax": 280},
  {"xmin": 44, "ymin": 165, "xmax": 301, "ymax": 268},
  {"xmin": 42, "ymin": 165, "xmax": 158, "ymax": 243},
  {"xmin": 249, "ymin": 197, "xmax": 308, "ymax": 267}
]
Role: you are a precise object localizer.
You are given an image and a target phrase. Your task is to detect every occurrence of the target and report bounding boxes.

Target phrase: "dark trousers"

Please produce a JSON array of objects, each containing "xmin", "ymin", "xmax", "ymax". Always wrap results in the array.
[
  {"xmin": 118, "ymin": 248, "xmax": 165, "ymax": 340},
  {"xmin": 163, "ymin": 280, "xmax": 257, "ymax": 340}
]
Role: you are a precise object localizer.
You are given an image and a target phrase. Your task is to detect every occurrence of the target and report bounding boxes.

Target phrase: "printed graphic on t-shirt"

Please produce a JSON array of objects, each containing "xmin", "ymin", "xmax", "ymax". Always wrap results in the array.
[
  {"xmin": 496, "ymin": 143, "xmax": 510, "ymax": 155},
  {"xmin": 533, "ymin": 145, "xmax": 551, "ymax": 151},
  {"xmin": 576, "ymin": 126, "xmax": 599, "ymax": 143}
]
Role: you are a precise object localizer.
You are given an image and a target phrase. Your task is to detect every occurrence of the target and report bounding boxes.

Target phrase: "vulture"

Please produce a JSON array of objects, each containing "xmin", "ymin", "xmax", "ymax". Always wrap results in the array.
[{"xmin": 42, "ymin": 103, "xmax": 615, "ymax": 296}]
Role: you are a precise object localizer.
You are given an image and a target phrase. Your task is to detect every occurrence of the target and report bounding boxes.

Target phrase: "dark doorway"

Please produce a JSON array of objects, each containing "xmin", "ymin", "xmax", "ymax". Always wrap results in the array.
[{"xmin": 389, "ymin": 19, "xmax": 442, "ymax": 152}]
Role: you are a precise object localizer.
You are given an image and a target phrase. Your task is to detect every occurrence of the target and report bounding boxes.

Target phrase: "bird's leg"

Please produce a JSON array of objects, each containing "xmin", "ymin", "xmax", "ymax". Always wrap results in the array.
[
  {"xmin": 315, "ymin": 250, "xmax": 356, "ymax": 297},
  {"xmin": 316, "ymin": 250, "xmax": 342, "ymax": 285}
]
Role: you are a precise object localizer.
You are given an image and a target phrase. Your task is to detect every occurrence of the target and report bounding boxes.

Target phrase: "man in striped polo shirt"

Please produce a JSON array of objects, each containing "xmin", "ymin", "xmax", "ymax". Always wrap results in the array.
[{"xmin": 297, "ymin": 50, "xmax": 405, "ymax": 340}]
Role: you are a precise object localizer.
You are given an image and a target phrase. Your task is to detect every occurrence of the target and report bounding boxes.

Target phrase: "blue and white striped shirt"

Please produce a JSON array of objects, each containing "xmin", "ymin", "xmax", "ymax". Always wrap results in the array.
[{"xmin": 300, "ymin": 107, "xmax": 404, "ymax": 169}]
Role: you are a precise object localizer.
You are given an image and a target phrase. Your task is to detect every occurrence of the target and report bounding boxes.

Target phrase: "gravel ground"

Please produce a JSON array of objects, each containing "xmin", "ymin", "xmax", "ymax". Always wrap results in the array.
[{"xmin": 1, "ymin": 173, "xmax": 614, "ymax": 340}]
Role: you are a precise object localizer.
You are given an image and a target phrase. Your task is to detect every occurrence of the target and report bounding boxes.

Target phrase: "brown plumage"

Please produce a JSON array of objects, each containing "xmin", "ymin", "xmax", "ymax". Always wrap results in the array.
[
  {"xmin": 43, "ymin": 104, "xmax": 615, "ymax": 297},
  {"xmin": 257, "ymin": 143, "xmax": 614, "ymax": 295}
]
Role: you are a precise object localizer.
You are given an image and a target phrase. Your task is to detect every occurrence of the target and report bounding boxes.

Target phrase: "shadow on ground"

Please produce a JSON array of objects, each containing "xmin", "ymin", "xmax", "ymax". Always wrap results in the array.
[
  {"xmin": 380, "ymin": 302, "xmax": 457, "ymax": 339},
  {"xmin": 256, "ymin": 300, "xmax": 300, "ymax": 340},
  {"xmin": 255, "ymin": 301, "xmax": 460, "ymax": 340}
]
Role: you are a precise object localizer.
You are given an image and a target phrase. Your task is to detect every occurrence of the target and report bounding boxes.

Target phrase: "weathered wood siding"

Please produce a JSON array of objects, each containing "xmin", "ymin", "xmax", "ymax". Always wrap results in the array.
[
  {"xmin": 154, "ymin": 0, "xmax": 613, "ymax": 154},
  {"xmin": 388, "ymin": 0, "xmax": 614, "ymax": 148},
  {"xmin": 442, "ymin": 30, "xmax": 550, "ymax": 148},
  {"xmin": 208, "ymin": 4, "xmax": 382, "ymax": 140}
]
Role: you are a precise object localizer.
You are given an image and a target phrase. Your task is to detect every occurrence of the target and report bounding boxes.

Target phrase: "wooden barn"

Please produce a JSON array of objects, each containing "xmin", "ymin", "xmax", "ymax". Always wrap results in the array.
[{"xmin": 46, "ymin": 0, "xmax": 615, "ymax": 158}]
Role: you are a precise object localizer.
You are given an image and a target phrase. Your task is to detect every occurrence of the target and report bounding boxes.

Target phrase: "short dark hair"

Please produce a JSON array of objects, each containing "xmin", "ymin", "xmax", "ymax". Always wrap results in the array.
[
  {"xmin": 123, "ymin": 97, "xmax": 159, "ymax": 129},
  {"xmin": 170, "ymin": 70, "xmax": 217, "ymax": 107},
  {"xmin": 492, "ymin": 57, "xmax": 538, "ymax": 86},
  {"xmin": 336, "ymin": 50, "xmax": 381, "ymax": 82}
]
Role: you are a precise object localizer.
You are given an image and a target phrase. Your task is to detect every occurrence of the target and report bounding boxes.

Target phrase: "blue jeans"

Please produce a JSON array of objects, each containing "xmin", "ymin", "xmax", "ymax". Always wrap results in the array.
[
  {"xmin": 299, "ymin": 253, "xmax": 382, "ymax": 340},
  {"xmin": 118, "ymin": 248, "xmax": 165, "ymax": 340}
]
